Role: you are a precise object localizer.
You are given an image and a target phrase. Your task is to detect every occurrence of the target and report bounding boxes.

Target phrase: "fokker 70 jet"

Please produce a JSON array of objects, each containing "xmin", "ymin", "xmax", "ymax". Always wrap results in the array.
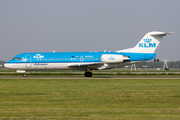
[{"xmin": 4, "ymin": 31, "xmax": 173, "ymax": 77}]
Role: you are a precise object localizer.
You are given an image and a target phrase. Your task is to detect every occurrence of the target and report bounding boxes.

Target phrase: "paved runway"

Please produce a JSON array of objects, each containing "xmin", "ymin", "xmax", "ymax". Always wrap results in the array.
[{"xmin": 1, "ymin": 77, "xmax": 180, "ymax": 79}]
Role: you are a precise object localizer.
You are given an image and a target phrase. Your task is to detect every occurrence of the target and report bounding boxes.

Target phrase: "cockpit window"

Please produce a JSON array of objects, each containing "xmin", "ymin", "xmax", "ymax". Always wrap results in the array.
[{"xmin": 13, "ymin": 57, "xmax": 21, "ymax": 60}]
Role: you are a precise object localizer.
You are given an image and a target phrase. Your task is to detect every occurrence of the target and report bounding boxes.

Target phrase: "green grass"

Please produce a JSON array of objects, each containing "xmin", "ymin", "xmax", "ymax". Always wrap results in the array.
[
  {"xmin": 1, "ymin": 68, "xmax": 180, "ymax": 73},
  {"xmin": 0, "ymin": 79, "xmax": 180, "ymax": 119},
  {"xmin": 2, "ymin": 72, "xmax": 180, "ymax": 77}
]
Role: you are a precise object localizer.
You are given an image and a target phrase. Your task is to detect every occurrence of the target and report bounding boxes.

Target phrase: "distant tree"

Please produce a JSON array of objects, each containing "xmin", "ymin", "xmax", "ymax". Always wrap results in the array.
[
  {"xmin": 135, "ymin": 61, "xmax": 180, "ymax": 68},
  {"xmin": 0, "ymin": 61, "xmax": 6, "ymax": 67}
]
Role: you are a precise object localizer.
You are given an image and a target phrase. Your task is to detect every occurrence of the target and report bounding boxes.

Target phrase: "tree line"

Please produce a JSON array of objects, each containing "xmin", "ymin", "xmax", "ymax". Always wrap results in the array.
[{"xmin": 135, "ymin": 61, "xmax": 180, "ymax": 68}]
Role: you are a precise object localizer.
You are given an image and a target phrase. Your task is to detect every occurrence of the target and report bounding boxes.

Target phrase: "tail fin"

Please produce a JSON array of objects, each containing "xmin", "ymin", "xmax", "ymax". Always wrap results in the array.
[
  {"xmin": 132, "ymin": 31, "xmax": 174, "ymax": 53},
  {"xmin": 116, "ymin": 31, "xmax": 174, "ymax": 53}
]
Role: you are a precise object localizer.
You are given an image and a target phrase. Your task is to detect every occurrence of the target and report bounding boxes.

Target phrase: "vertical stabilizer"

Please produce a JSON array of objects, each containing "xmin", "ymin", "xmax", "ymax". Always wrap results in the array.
[
  {"xmin": 132, "ymin": 31, "xmax": 173, "ymax": 53},
  {"xmin": 116, "ymin": 31, "xmax": 174, "ymax": 53}
]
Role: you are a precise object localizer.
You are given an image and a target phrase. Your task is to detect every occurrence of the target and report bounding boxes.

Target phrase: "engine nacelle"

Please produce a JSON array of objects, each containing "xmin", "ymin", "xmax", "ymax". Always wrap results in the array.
[{"xmin": 101, "ymin": 54, "xmax": 129, "ymax": 63}]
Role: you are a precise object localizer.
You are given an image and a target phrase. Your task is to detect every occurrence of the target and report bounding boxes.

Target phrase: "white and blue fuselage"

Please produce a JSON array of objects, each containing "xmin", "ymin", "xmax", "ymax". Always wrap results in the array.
[
  {"xmin": 4, "ymin": 31, "xmax": 173, "ymax": 77},
  {"xmin": 5, "ymin": 52, "xmax": 156, "ymax": 70}
]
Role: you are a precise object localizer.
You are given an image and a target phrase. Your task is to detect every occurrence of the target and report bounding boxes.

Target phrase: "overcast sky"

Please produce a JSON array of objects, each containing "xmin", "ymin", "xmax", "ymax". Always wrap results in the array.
[{"xmin": 0, "ymin": 0, "xmax": 179, "ymax": 61}]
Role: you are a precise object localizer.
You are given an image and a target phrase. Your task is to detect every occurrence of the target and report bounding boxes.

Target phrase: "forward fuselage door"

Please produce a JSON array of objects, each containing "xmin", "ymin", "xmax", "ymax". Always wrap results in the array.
[
  {"xmin": 80, "ymin": 56, "xmax": 84, "ymax": 62},
  {"xmin": 25, "ymin": 54, "xmax": 31, "ymax": 68}
]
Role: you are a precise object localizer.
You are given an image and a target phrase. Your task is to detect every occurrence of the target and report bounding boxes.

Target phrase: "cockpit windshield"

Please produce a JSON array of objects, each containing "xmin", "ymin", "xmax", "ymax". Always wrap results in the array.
[{"xmin": 12, "ymin": 57, "xmax": 21, "ymax": 60}]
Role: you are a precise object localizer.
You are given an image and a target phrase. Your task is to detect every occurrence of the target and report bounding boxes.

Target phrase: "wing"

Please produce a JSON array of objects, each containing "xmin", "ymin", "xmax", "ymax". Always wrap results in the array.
[{"xmin": 67, "ymin": 62, "xmax": 104, "ymax": 70}]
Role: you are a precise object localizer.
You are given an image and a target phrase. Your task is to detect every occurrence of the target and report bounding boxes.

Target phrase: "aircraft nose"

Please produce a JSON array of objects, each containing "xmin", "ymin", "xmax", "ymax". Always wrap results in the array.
[
  {"xmin": 4, "ymin": 63, "xmax": 7, "ymax": 68},
  {"xmin": 4, "ymin": 63, "xmax": 10, "ymax": 69}
]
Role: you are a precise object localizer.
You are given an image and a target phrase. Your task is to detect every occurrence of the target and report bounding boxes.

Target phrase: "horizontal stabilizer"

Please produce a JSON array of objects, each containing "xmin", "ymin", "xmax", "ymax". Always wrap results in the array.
[{"xmin": 150, "ymin": 32, "xmax": 174, "ymax": 36}]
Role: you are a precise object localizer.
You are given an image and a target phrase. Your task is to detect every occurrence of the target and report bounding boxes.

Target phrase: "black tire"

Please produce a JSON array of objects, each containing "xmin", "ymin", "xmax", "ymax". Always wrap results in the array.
[
  {"xmin": 23, "ymin": 74, "xmax": 27, "ymax": 77},
  {"xmin": 84, "ymin": 72, "xmax": 92, "ymax": 77}
]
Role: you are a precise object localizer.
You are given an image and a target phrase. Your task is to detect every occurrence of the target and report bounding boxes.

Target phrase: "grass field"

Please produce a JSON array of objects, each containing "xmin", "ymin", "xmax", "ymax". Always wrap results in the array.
[
  {"xmin": 2, "ymin": 72, "xmax": 180, "ymax": 77},
  {"xmin": 2, "ymin": 68, "xmax": 180, "ymax": 78},
  {"xmin": 1, "ymin": 67, "xmax": 180, "ymax": 73},
  {"xmin": 0, "ymin": 79, "xmax": 180, "ymax": 119}
]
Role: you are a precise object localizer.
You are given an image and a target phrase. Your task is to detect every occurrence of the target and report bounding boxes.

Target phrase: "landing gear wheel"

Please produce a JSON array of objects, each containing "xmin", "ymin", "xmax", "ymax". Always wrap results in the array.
[
  {"xmin": 84, "ymin": 72, "xmax": 92, "ymax": 77},
  {"xmin": 23, "ymin": 74, "xmax": 27, "ymax": 77}
]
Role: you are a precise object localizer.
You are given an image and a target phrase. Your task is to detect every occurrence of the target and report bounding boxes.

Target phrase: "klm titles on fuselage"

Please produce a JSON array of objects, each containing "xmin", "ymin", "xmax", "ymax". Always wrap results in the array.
[{"xmin": 139, "ymin": 38, "xmax": 156, "ymax": 48}]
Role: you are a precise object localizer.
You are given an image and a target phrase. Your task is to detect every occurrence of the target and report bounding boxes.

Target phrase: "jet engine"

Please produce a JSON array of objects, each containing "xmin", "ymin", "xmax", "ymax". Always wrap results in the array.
[{"xmin": 101, "ymin": 54, "xmax": 129, "ymax": 63}]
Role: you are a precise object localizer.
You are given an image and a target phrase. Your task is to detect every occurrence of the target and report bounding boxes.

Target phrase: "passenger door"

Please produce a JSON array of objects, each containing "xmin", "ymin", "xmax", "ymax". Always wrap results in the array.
[
  {"xmin": 25, "ymin": 54, "xmax": 31, "ymax": 68},
  {"xmin": 80, "ymin": 56, "xmax": 84, "ymax": 62}
]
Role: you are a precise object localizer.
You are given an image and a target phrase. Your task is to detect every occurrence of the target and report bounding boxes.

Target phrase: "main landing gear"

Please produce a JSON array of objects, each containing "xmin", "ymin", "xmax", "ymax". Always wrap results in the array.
[{"xmin": 84, "ymin": 71, "xmax": 92, "ymax": 77}]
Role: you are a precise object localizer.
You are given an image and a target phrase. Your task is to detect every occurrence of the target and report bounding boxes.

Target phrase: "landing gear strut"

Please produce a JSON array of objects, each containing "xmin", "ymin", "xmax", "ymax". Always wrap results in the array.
[{"xmin": 84, "ymin": 71, "xmax": 92, "ymax": 77}]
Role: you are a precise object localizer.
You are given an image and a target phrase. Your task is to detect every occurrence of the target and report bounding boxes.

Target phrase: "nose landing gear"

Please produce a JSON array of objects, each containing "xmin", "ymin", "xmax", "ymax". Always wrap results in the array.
[{"xmin": 23, "ymin": 73, "xmax": 27, "ymax": 77}]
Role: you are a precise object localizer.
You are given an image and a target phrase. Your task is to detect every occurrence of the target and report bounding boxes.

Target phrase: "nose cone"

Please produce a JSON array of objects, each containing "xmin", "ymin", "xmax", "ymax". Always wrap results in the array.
[
  {"xmin": 4, "ymin": 63, "xmax": 9, "ymax": 69},
  {"xmin": 4, "ymin": 62, "xmax": 13, "ymax": 69},
  {"xmin": 4, "ymin": 61, "xmax": 19, "ymax": 69}
]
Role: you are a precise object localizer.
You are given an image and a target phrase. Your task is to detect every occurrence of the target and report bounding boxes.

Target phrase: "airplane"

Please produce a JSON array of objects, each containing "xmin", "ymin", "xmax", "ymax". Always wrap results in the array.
[{"xmin": 4, "ymin": 31, "xmax": 173, "ymax": 77}]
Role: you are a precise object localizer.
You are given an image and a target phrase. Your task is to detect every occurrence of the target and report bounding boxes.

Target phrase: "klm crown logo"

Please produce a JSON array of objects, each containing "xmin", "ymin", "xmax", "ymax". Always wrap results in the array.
[
  {"xmin": 33, "ymin": 54, "xmax": 44, "ymax": 58},
  {"xmin": 143, "ymin": 37, "xmax": 152, "ymax": 43},
  {"xmin": 109, "ymin": 57, "xmax": 115, "ymax": 60},
  {"xmin": 139, "ymin": 37, "xmax": 156, "ymax": 48}
]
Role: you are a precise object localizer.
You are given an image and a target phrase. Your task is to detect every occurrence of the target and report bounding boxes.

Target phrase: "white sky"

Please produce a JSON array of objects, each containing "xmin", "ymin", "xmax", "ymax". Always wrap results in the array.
[{"xmin": 0, "ymin": 0, "xmax": 179, "ymax": 61}]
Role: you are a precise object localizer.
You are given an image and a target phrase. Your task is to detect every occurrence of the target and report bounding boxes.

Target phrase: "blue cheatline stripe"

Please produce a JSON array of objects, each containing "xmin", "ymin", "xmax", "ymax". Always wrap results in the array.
[
  {"xmin": 6, "ymin": 61, "xmax": 102, "ymax": 64},
  {"xmin": 6, "ymin": 52, "xmax": 156, "ymax": 63}
]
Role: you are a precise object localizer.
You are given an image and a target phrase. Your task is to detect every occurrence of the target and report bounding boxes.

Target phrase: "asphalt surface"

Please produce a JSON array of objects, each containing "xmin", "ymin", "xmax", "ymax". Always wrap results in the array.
[{"xmin": 1, "ymin": 77, "xmax": 180, "ymax": 79}]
